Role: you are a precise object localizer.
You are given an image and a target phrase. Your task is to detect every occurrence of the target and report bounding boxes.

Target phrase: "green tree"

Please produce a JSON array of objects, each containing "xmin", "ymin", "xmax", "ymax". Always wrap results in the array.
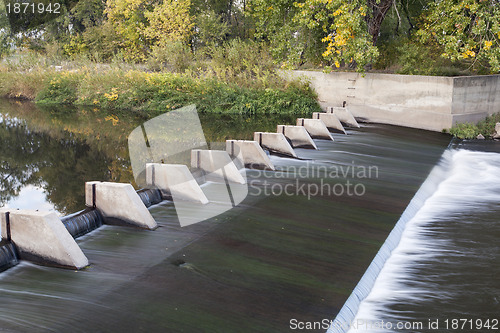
[
  {"xmin": 193, "ymin": 10, "xmax": 230, "ymax": 49},
  {"xmin": 417, "ymin": 0, "xmax": 500, "ymax": 73},
  {"xmin": 68, "ymin": 0, "xmax": 106, "ymax": 34},
  {"xmin": 144, "ymin": 0, "xmax": 194, "ymax": 45},
  {"xmin": 252, "ymin": 0, "xmax": 388, "ymax": 69},
  {"xmin": 191, "ymin": 0, "xmax": 247, "ymax": 39},
  {"xmin": 105, "ymin": 0, "xmax": 149, "ymax": 61},
  {"xmin": 191, "ymin": 0, "xmax": 238, "ymax": 27},
  {"xmin": 0, "ymin": 3, "xmax": 13, "ymax": 58},
  {"xmin": 250, "ymin": 0, "xmax": 324, "ymax": 66},
  {"xmin": 294, "ymin": 0, "xmax": 380, "ymax": 69}
]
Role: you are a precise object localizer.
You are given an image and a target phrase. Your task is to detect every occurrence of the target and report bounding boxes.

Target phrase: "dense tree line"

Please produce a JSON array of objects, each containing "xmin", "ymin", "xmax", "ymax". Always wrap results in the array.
[{"xmin": 1, "ymin": 0, "xmax": 500, "ymax": 74}]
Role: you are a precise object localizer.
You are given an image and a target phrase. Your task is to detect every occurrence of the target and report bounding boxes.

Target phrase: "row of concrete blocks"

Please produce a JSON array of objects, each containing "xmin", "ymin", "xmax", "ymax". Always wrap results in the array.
[
  {"xmin": 0, "ymin": 145, "xmax": 262, "ymax": 270},
  {"xmin": 0, "ymin": 141, "xmax": 274, "ymax": 269},
  {"xmin": 254, "ymin": 107, "xmax": 360, "ymax": 158},
  {"xmin": 0, "ymin": 107, "xmax": 359, "ymax": 270},
  {"xmin": 0, "ymin": 150, "xmax": 246, "ymax": 270}
]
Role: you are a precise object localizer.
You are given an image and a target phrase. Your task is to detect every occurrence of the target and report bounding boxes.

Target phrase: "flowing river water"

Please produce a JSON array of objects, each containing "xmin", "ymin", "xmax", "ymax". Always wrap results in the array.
[{"xmin": 1, "ymin": 98, "xmax": 496, "ymax": 332}]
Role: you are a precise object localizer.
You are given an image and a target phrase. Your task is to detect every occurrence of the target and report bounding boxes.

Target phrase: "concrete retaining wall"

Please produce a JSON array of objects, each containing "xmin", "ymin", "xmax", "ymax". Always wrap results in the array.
[{"xmin": 286, "ymin": 71, "xmax": 500, "ymax": 132}]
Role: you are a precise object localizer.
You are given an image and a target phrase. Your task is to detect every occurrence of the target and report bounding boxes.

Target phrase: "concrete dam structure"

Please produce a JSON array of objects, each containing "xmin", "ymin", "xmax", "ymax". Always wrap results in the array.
[
  {"xmin": 0, "ymin": 108, "xmax": 354, "ymax": 271},
  {"xmin": 1, "ymin": 99, "xmax": 459, "ymax": 332},
  {"xmin": 286, "ymin": 71, "xmax": 500, "ymax": 132}
]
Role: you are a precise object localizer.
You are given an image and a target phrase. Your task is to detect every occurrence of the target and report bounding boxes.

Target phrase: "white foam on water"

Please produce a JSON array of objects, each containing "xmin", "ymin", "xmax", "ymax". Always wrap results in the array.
[{"xmin": 328, "ymin": 149, "xmax": 500, "ymax": 333}]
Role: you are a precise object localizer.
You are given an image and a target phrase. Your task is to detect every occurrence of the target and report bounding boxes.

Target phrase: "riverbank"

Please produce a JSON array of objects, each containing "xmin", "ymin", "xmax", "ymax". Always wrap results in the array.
[
  {"xmin": 2, "ymin": 59, "xmax": 498, "ymax": 138},
  {"xmin": 0, "ymin": 62, "xmax": 321, "ymax": 117}
]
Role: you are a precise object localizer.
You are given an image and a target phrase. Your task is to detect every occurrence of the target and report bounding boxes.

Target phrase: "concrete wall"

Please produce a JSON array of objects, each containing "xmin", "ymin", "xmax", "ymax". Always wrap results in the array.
[
  {"xmin": 451, "ymin": 75, "xmax": 500, "ymax": 125},
  {"xmin": 287, "ymin": 71, "xmax": 500, "ymax": 132}
]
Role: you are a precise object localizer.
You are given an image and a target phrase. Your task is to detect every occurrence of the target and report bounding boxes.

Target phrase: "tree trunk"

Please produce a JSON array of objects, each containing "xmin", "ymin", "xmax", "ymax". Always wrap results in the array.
[{"xmin": 367, "ymin": 0, "xmax": 394, "ymax": 45}]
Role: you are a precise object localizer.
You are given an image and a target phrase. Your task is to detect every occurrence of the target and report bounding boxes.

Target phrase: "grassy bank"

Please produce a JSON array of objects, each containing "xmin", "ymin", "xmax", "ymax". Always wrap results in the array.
[
  {"xmin": 0, "ymin": 54, "xmax": 321, "ymax": 117},
  {"xmin": 449, "ymin": 113, "xmax": 500, "ymax": 139}
]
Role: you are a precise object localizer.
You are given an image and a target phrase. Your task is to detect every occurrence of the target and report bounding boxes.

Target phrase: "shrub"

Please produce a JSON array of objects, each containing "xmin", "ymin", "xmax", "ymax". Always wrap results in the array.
[
  {"xmin": 36, "ymin": 72, "xmax": 80, "ymax": 104},
  {"xmin": 0, "ymin": 67, "xmax": 319, "ymax": 117},
  {"xmin": 450, "ymin": 113, "xmax": 500, "ymax": 139},
  {"xmin": 147, "ymin": 41, "xmax": 193, "ymax": 72}
]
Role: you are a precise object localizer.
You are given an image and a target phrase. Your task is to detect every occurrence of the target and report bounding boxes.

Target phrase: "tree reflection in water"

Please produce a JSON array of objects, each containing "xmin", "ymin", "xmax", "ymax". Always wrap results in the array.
[
  {"xmin": 0, "ymin": 101, "xmax": 136, "ymax": 214},
  {"xmin": 0, "ymin": 99, "xmax": 306, "ymax": 215}
]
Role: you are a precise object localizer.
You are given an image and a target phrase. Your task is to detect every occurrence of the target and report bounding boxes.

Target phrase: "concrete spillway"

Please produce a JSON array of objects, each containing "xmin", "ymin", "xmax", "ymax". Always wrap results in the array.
[
  {"xmin": 146, "ymin": 163, "xmax": 209, "ymax": 204},
  {"xmin": 191, "ymin": 150, "xmax": 246, "ymax": 185},
  {"xmin": 85, "ymin": 181, "xmax": 158, "ymax": 230},
  {"xmin": 61, "ymin": 208, "xmax": 104, "ymax": 239},
  {"xmin": 0, "ymin": 99, "xmax": 456, "ymax": 332}
]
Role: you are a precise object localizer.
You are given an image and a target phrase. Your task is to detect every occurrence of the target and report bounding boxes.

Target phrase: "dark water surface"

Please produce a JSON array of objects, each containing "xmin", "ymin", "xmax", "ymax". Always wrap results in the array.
[{"xmin": 0, "ymin": 100, "xmax": 450, "ymax": 332}]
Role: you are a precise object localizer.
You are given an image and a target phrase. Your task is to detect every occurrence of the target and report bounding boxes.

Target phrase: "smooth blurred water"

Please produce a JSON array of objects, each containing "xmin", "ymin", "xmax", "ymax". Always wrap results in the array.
[
  {"xmin": 342, "ymin": 146, "xmax": 500, "ymax": 333},
  {"xmin": 0, "ymin": 100, "xmax": 451, "ymax": 332}
]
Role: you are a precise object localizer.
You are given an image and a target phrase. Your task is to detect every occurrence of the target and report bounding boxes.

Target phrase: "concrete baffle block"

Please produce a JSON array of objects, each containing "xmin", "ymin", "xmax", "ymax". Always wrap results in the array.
[
  {"xmin": 312, "ymin": 112, "xmax": 346, "ymax": 134},
  {"xmin": 85, "ymin": 182, "xmax": 157, "ymax": 230},
  {"xmin": 146, "ymin": 163, "xmax": 208, "ymax": 204},
  {"xmin": 0, "ymin": 209, "xmax": 88, "ymax": 269},
  {"xmin": 191, "ymin": 150, "xmax": 246, "ymax": 185},
  {"xmin": 226, "ymin": 140, "xmax": 275, "ymax": 171},
  {"xmin": 326, "ymin": 106, "xmax": 360, "ymax": 128},
  {"xmin": 253, "ymin": 132, "xmax": 297, "ymax": 158},
  {"xmin": 276, "ymin": 125, "xmax": 318, "ymax": 149},
  {"xmin": 296, "ymin": 118, "xmax": 334, "ymax": 140}
]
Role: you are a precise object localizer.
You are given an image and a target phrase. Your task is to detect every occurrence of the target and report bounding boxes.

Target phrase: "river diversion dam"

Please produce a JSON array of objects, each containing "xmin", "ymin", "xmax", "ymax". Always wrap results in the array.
[{"xmin": 0, "ymin": 98, "xmax": 498, "ymax": 332}]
